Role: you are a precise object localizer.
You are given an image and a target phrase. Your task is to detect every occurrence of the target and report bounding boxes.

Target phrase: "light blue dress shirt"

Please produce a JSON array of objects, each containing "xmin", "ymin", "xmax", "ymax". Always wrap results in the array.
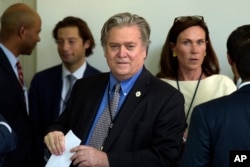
[{"xmin": 85, "ymin": 68, "xmax": 142, "ymax": 145}]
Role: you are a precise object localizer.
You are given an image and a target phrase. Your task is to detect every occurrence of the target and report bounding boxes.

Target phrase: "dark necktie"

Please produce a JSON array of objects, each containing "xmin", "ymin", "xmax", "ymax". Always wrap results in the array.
[
  {"xmin": 62, "ymin": 74, "xmax": 75, "ymax": 112},
  {"xmin": 16, "ymin": 61, "xmax": 24, "ymax": 87},
  {"xmin": 88, "ymin": 83, "xmax": 121, "ymax": 150}
]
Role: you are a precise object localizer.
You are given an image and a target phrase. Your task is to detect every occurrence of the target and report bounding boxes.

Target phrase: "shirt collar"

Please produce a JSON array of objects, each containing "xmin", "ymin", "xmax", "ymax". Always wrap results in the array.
[
  {"xmin": 62, "ymin": 61, "xmax": 87, "ymax": 79},
  {"xmin": 238, "ymin": 81, "xmax": 250, "ymax": 89},
  {"xmin": 0, "ymin": 43, "xmax": 19, "ymax": 68},
  {"xmin": 109, "ymin": 68, "xmax": 143, "ymax": 96},
  {"xmin": 236, "ymin": 78, "xmax": 242, "ymax": 88}
]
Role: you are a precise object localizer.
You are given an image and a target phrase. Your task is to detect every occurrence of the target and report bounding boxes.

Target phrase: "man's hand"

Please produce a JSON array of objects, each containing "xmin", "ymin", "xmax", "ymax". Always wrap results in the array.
[
  {"xmin": 70, "ymin": 145, "xmax": 109, "ymax": 167},
  {"xmin": 44, "ymin": 131, "xmax": 65, "ymax": 155}
]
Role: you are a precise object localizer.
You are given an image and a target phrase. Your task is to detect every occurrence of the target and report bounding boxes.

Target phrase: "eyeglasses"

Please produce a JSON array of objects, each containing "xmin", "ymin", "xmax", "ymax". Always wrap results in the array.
[{"xmin": 174, "ymin": 15, "xmax": 204, "ymax": 23}]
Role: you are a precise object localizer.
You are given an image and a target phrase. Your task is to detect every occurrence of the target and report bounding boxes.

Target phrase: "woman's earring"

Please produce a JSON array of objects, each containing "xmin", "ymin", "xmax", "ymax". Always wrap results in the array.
[{"xmin": 173, "ymin": 52, "xmax": 177, "ymax": 57}]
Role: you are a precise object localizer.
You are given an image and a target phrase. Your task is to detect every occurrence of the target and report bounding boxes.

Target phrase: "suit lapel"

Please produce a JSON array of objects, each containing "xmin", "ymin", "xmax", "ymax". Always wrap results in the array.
[
  {"xmin": 83, "ymin": 63, "xmax": 93, "ymax": 77},
  {"xmin": 0, "ymin": 49, "xmax": 26, "ymax": 111},
  {"xmin": 78, "ymin": 74, "xmax": 110, "ymax": 143},
  {"xmin": 104, "ymin": 68, "xmax": 151, "ymax": 150},
  {"xmin": 53, "ymin": 65, "xmax": 64, "ymax": 117}
]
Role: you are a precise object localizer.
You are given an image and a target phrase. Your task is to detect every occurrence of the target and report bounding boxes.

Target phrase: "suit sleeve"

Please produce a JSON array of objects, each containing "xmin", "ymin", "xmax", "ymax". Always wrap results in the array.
[
  {"xmin": 0, "ymin": 114, "xmax": 17, "ymax": 156},
  {"xmin": 180, "ymin": 105, "xmax": 211, "ymax": 167}
]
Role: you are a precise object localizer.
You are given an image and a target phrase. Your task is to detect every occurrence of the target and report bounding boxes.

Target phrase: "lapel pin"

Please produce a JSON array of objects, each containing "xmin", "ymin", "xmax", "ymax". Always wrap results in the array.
[{"xmin": 135, "ymin": 91, "xmax": 141, "ymax": 97}]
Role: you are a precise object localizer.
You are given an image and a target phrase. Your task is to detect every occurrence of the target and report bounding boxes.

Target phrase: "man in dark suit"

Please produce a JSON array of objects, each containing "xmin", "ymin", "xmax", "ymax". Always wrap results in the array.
[
  {"xmin": 0, "ymin": 3, "xmax": 41, "ymax": 166},
  {"xmin": 0, "ymin": 114, "xmax": 16, "ymax": 162},
  {"xmin": 180, "ymin": 27, "xmax": 250, "ymax": 167},
  {"xmin": 44, "ymin": 12, "xmax": 186, "ymax": 167},
  {"xmin": 227, "ymin": 24, "xmax": 250, "ymax": 87},
  {"xmin": 29, "ymin": 16, "xmax": 101, "ymax": 166}
]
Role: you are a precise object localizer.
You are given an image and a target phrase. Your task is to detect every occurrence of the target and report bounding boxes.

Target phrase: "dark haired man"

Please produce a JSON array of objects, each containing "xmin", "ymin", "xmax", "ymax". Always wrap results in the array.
[{"xmin": 29, "ymin": 16, "xmax": 101, "ymax": 166}]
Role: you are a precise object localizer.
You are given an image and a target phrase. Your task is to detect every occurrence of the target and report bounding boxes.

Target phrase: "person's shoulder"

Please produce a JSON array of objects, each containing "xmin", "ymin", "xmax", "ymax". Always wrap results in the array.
[
  {"xmin": 207, "ymin": 74, "xmax": 234, "ymax": 83},
  {"xmin": 158, "ymin": 77, "xmax": 177, "ymax": 87},
  {"xmin": 84, "ymin": 63, "xmax": 102, "ymax": 77},
  {"xmin": 141, "ymin": 68, "xmax": 177, "ymax": 91},
  {"xmin": 30, "ymin": 64, "xmax": 62, "ymax": 85},
  {"xmin": 195, "ymin": 90, "xmax": 234, "ymax": 114},
  {"xmin": 206, "ymin": 74, "xmax": 236, "ymax": 90},
  {"xmin": 86, "ymin": 63, "xmax": 102, "ymax": 73},
  {"xmin": 78, "ymin": 72, "xmax": 108, "ymax": 83},
  {"xmin": 149, "ymin": 75, "xmax": 181, "ymax": 96},
  {"xmin": 33, "ymin": 64, "xmax": 62, "ymax": 77},
  {"xmin": 159, "ymin": 77, "xmax": 175, "ymax": 82}
]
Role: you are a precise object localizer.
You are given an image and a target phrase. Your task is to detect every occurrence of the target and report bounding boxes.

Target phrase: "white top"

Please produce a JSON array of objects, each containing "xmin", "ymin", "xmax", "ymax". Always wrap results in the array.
[{"xmin": 161, "ymin": 74, "xmax": 237, "ymax": 130}]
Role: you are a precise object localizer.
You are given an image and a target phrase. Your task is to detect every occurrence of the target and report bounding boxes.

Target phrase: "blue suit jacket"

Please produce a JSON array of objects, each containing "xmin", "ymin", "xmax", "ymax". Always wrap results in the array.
[
  {"xmin": 180, "ymin": 85, "xmax": 250, "ymax": 167},
  {"xmin": 28, "ymin": 63, "xmax": 101, "ymax": 166},
  {"xmin": 0, "ymin": 48, "xmax": 33, "ymax": 166},
  {"xmin": 46, "ymin": 67, "xmax": 186, "ymax": 167},
  {"xmin": 0, "ymin": 114, "xmax": 16, "ymax": 160}
]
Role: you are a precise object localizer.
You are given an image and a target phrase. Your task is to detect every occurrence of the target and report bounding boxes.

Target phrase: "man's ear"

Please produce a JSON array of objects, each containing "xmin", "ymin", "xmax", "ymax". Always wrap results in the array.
[
  {"xmin": 18, "ymin": 26, "xmax": 26, "ymax": 39},
  {"xmin": 84, "ymin": 40, "xmax": 90, "ymax": 49}
]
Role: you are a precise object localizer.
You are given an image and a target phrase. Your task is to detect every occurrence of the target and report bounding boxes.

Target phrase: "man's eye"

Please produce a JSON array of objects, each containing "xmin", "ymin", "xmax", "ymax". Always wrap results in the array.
[
  {"xmin": 69, "ymin": 40, "xmax": 76, "ymax": 45},
  {"xmin": 110, "ymin": 45, "xmax": 118, "ymax": 49},
  {"xmin": 125, "ymin": 45, "xmax": 135, "ymax": 50}
]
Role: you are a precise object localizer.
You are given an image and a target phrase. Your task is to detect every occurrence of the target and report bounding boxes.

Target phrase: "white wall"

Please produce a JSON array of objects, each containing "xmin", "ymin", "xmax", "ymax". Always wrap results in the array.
[{"xmin": 37, "ymin": 0, "xmax": 250, "ymax": 78}]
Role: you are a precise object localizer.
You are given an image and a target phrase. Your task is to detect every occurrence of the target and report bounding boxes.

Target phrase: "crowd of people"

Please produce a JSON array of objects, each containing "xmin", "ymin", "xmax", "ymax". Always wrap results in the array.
[{"xmin": 0, "ymin": 3, "xmax": 250, "ymax": 167}]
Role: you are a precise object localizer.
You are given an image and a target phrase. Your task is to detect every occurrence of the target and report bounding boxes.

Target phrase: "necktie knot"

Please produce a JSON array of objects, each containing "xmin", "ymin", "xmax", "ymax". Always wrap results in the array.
[
  {"xmin": 114, "ymin": 83, "xmax": 121, "ymax": 94},
  {"xmin": 67, "ymin": 74, "xmax": 75, "ymax": 87}
]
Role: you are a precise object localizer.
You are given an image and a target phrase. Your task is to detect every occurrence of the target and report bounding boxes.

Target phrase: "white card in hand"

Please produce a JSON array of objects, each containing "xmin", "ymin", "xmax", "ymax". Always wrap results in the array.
[{"xmin": 45, "ymin": 130, "xmax": 81, "ymax": 167}]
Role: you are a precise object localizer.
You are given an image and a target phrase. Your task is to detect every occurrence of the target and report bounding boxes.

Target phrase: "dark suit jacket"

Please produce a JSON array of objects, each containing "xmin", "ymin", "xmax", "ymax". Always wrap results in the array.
[
  {"xmin": 0, "ymin": 114, "xmax": 16, "ymax": 157},
  {"xmin": 180, "ymin": 85, "xmax": 250, "ymax": 167},
  {"xmin": 47, "ymin": 67, "xmax": 186, "ymax": 167},
  {"xmin": 0, "ymin": 48, "xmax": 33, "ymax": 166},
  {"xmin": 28, "ymin": 63, "xmax": 100, "ymax": 166}
]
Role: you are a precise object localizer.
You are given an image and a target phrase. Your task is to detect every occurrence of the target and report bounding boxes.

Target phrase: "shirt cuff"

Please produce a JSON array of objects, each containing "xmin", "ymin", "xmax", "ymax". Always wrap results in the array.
[{"xmin": 0, "ymin": 122, "xmax": 12, "ymax": 133}]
